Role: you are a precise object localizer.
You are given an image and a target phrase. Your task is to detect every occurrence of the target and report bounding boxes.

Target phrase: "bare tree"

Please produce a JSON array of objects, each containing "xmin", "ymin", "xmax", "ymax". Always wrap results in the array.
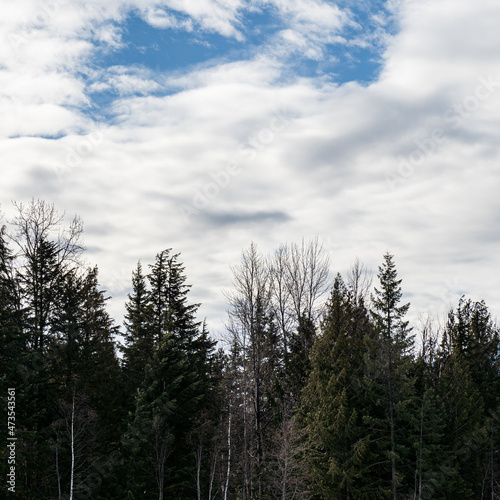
[
  {"xmin": 225, "ymin": 243, "xmax": 272, "ymax": 499},
  {"xmin": 270, "ymin": 237, "xmax": 329, "ymax": 349},
  {"xmin": 224, "ymin": 239, "xmax": 330, "ymax": 498},
  {"xmin": 280, "ymin": 238, "xmax": 329, "ymax": 324},
  {"xmin": 9, "ymin": 199, "xmax": 83, "ymax": 352},
  {"xmin": 269, "ymin": 416, "xmax": 309, "ymax": 500},
  {"xmin": 269, "ymin": 245, "xmax": 294, "ymax": 366},
  {"xmin": 347, "ymin": 257, "xmax": 373, "ymax": 308},
  {"xmin": 153, "ymin": 419, "xmax": 172, "ymax": 500}
]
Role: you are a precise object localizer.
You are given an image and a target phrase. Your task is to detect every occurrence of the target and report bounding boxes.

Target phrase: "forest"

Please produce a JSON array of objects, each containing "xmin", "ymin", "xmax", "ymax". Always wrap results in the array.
[{"xmin": 1, "ymin": 199, "xmax": 499, "ymax": 500}]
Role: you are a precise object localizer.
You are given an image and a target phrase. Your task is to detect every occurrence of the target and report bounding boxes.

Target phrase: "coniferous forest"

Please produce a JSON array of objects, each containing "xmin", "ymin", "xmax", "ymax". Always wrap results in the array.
[{"xmin": 1, "ymin": 200, "xmax": 500, "ymax": 500}]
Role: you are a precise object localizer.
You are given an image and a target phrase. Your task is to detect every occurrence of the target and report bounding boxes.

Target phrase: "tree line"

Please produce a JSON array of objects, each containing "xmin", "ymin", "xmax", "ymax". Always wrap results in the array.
[{"xmin": 1, "ymin": 200, "xmax": 499, "ymax": 499}]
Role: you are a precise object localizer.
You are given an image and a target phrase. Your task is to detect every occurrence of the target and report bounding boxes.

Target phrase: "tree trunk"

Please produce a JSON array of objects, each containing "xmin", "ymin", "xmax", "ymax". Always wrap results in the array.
[
  {"xmin": 389, "ymin": 361, "xmax": 397, "ymax": 500},
  {"xmin": 254, "ymin": 344, "xmax": 263, "ymax": 498},
  {"xmin": 55, "ymin": 436, "xmax": 62, "ymax": 500},
  {"xmin": 196, "ymin": 435, "xmax": 202, "ymax": 500},
  {"xmin": 224, "ymin": 404, "xmax": 232, "ymax": 500},
  {"xmin": 281, "ymin": 416, "xmax": 288, "ymax": 500},
  {"xmin": 69, "ymin": 394, "xmax": 75, "ymax": 500},
  {"xmin": 416, "ymin": 398, "xmax": 424, "ymax": 500},
  {"xmin": 243, "ymin": 364, "xmax": 249, "ymax": 500}
]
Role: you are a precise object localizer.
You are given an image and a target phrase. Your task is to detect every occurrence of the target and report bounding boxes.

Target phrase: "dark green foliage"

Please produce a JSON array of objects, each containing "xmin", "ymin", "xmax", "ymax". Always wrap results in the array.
[
  {"xmin": 434, "ymin": 298, "xmax": 500, "ymax": 498},
  {"xmin": 122, "ymin": 249, "xmax": 218, "ymax": 499},
  {"xmin": 148, "ymin": 249, "xmax": 200, "ymax": 346},
  {"xmin": 288, "ymin": 314, "xmax": 316, "ymax": 407},
  {"xmin": 369, "ymin": 253, "xmax": 416, "ymax": 499},
  {"xmin": 301, "ymin": 274, "xmax": 380, "ymax": 499},
  {"xmin": 0, "ymin": 225, "xmax": 24, "ymax": 383},
  {"xmin": 0, "ymin": 227, "xmax": 24, "ymax": 493},
  {"xmin": 2, "ymin": 204, "xmax": 500, "ymax": 500},
  {"xmin": 122, "ymin": 262, "xmax": 153, "ymax": 406},
  {"xmin": 124, "ymin": 334, "xmax": 201, "ymax": 499}
]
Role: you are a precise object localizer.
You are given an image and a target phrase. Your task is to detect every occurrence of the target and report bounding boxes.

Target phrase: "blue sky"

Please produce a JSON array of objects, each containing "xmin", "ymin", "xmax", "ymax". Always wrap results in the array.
[
  {"xmin": 96, "ymin": 1, "xmax": 394, "ymax": 88},
  {"xmin": 1, "ymin": 0, "xmax": 500, "ymax": 338}
]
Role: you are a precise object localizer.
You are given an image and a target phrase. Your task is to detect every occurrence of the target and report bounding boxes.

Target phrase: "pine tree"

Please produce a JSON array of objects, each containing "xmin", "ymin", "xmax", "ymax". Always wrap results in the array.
[
  {"xmin": 148, "ymin": 249, "xmax": 200, "ymax": 347},
  {"xmin": 8, "ymin": 201, "xmax": 83, "ymax": 498},
  {"xmin": 123, "ymin": 249, "xmax": 217, "ymax": 499},
  {"xmin": 122, "ymin": 262, "xmax": 153, "ymax": 404},
  {"xmin": 49, "ymin": 266, "xmax": 122, "ymax": 498},
  {"xmin": 412, "ymin": 322, "xmax": 455, "ymax": 499},
  {"xmin": 0, "ymin": 224, "xmax": 23, "ymax": 383},
  {"xmin": 124, "ymin": 331, "xmax": 216, "ymax": 499},
  {"xmin": 288, "ymin": 314, "xmax": 316, "ymax": 408},
  {"xmin": 0, "ymin": 225, "xmax": 24, "ymax": 494},
  {"xmin": 301, "ymin": 274, "xmax": 377, "ymax": 499},
  {"xmin": 10, "ymin": 200, "xmax": 83, "ymax": 354},
  {"xmin": 369, "ymin": 252, "xmax": 416, "ymax": 499},
  {"xmin": 436, "ymin": 298, "xmax": 500, "ymax": 498}
]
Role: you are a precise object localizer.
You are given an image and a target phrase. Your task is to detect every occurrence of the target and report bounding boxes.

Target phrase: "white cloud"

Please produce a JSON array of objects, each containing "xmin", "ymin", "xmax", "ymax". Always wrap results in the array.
[
  {"xmin": 1, "ymin": 0, "xmax": 500, "ymax": 335},
  {"xmin": 88, "ymin": 66, "xmax": 162, "ymax": 96},
  {"xmin": 257, "ymin": 0, "xmax": 353, "ymax": 60},
  {"xmin": 140, "ymin": 6, "xmax": 193, "ymax": 30},
  {"xmin": 157, "ymin": 0, "xmax": 245, "ymax": 39}
]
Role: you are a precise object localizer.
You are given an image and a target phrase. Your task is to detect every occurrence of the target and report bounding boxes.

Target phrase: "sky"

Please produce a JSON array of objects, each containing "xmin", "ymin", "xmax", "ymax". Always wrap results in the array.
[{"xmin": 1, "ymin": 0, "xmax": 499, "ymax": 341}]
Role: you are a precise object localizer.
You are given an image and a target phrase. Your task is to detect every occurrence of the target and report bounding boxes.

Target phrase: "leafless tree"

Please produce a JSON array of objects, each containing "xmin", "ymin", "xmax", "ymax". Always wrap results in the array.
[
  {"xmin": 347, "ymin": 257, "xmax": 372, "ymax": 308},
  {"xmin": 281, "ymin": 237, "xmax": 329, "ymax": 324},
  {"xmin": 225, "ymin": 243, "xmax": 272, "ymax": 499},
  {"xmin": 8, "ymin": 199, "xmax": 83, "ymax": 352},
  {"xmin": 223, "ymin": 239, "xmax": 330, "ymax": 498}
]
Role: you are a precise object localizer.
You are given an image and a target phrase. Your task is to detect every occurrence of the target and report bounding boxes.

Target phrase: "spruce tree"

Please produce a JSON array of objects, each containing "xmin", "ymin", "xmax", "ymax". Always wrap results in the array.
[
  {"xmin": 370, "ymin": 252, "xmax": 416, "ymax": 499},
  {"xmin": 123, "ymin": 249, "xmax": 217, "ymax": 499},
  {"xmin": 412, "ymin": 328, "xmax": 455, "ymax": 499},
  {"xmin": 301, "ymin": 274, "xmax": 377, "ymax": 498},
  {"xmin": 49, "ymin": 266, "xmax": 122, "ymax": 498},
  {"xmin": 122, "ymin": 262, "xmax": 153, "ymax": 404},
  {"xmin": 436, "ymin": 298, "xmax": 500, "ymax": 498},
  {"xmin": 148, "ymin": 249, "xmax": 200, "ymax": 347},
  {"xmin": 0, "ymin": 226, "xmax": 24, "ymax": 494},
  {"xmin": 0, "ymin": 224, "xmax": 23, "ymax": 383}
]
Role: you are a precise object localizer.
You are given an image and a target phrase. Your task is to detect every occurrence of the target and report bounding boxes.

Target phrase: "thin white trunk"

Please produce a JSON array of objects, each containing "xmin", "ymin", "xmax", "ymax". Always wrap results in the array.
[
  {"xmin": 208, "ymin": 435, "xmax": 218, "ymax": 500},
  {"xmin": 196, "ymin": 437, "xmax": 202, "ymax": 500},
  {"xmin": 69, "ymin": 394, "xmax": 75, "ymax": 500},
  {"xmin": 224, "ymin": 403, "xmax": 232, "ymax": 500},
  {"xmin": 281, "ymin": 420, "xmax": 288, "ymax": 500},
  {"xmin": 56, "ymin": 437, "xmax": 62, "ymax": 500}
]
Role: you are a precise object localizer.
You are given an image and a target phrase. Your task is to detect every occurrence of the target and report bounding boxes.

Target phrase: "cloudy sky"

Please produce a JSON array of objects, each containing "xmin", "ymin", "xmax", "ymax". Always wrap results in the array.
[{"xmin": 1, "ymin": 0, "xmax": 499, "ymax": 339}]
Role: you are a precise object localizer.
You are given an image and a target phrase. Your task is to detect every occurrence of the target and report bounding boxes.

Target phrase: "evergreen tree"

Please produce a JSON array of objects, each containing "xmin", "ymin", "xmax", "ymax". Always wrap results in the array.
[
  {"xmin": 8, "ymin": 201, "xmax": 83, "ymax": 498},
  {"xmin": 49, "ymin": 266, "xmax": 122, "ymax": 498},
  {"xmin": 123, "ymin": 249, "xmax": 217, "ymax": 499},
  {"xmin": 0, "ymin": 224, "xmax": 23, "ymax": 383},
  {"xmin": 412, "ymin": 324, "xmax": 455, "ymax": 499},
  {"xmin": 369, "ymin": 252, "xmax": 416, "ymax": 499},
  {"xmin": 122, "ymin": 262, "xmax": 153, "ymax": 404},
  {"xmin": 148, "ymin": 249, "xmax": 200, "ymax": 347},
  {"xmin": 435, "ymin": 298, "xmax": 500, "ymax": 498},
  {"xmin": 301, "ymin": 274, "xmax": 378, "ymax": 499},
  {"xmin": 288, "ymin": 314, "xmax": 316, "ymax": 408},
  {"xmin": 0, "ymin": 225, "xmax": 24, "ymax": 493}
]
